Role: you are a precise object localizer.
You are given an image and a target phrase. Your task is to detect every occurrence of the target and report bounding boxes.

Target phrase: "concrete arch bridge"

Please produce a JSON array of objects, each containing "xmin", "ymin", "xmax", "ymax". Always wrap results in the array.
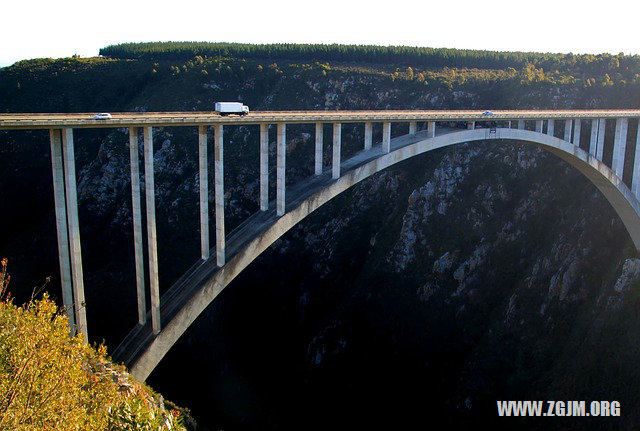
[{"xmin": 2, "ymin": 110, "xmax": 640, "ymax": 380}]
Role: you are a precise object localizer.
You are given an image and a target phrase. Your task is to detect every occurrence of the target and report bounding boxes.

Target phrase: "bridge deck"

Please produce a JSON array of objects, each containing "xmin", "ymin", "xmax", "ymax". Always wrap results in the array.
[
  {"xmin": 111, "ymin": 127, "xmax": 442, "ymax": 368},
  {"xmin": 2, "ymin": 110, "xmax": 640, "ymax": 130}
]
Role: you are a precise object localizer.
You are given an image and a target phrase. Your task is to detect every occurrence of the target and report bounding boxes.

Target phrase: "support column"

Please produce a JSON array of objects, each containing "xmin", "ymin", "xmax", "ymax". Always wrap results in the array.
[
  {"xmin": 596, "ymin": 118, "xmax": 606, "ymax": 161},
  {"xmin": 214, "ymin": 125, "xmax": 225, "ymax": 267},
  {"xmin": 535, "ymin": 120, "xmax": 543, "ymax": 133},
  {"xmin": 277, "ymin": 123, "xmax": 286, "ymax": 216},
  {"xmin": 364, "ymin": 122, "xmax": 373, "ymax": 150},
  {"xmin": 612, "ymin": 118, "xmax": 629, "ymax": 178},
  {"xmin": 573, "ymin": 120, "xmax": 582, "ymax": 146},
  {"xmin": 589, "ymin": 119, "xmax": 599, "ymax": 156},
  {"xmin": 143, "ymin": 127, "xmax": 161, "ymax": 334},
  {"xmin": 62, "ymin": 128, "xmax": 87, "ymax": 339},
  {"xmin": 314, "ymin": 122, "xmax": 323, "ymax": 175},
  {"xmin": 518, "ymin": 120, "xmax": 525, "ymax": 130},
  {"xmin": 332, "ymin": 123, "xmax": 341, "ymax": 179},
  {"xmin": 508, "ymin": 121, "xmax": 512, "ymax": 129},
  {"xmin": 49, "ymin": 129, "xmax": 74, "ymax": 328},
  {"xmin": 428, "ymin": 121, "xmax": 436, "ymax": 138},
  {"xmin": 409, "ymin": 121, "xmax": 417, "ymax": 135},
  {"xmin": 563, "ymin": 119, "xmax": 573, "ymax": 142},
  {"xmin": 260, "ymin": 123, "xmax": 269, "ymax": 209},
  {"xmin": 632, "ymin": 123, "xmax": 640, "ymax": 198},
  {"xmin": 129, "ymin": 127, "xmax": 146, "ymax": 325},
  {"xmin": 198, "ymin": 126, "xmax": 209, "ymax": 260},
  {"xmin": 467, "ymin": 121, "xmax": 475, "ymax": 130},
  {"xmin": 547, "ymin": 119, "xmax": 555, "ymax": 137},
  {"xmin": 382, "ymin": 122, "xmax": 391, "ymax": 153}
]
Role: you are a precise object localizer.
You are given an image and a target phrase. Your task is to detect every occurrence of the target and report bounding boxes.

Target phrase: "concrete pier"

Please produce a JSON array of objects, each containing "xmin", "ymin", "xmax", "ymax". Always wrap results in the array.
[
  {"xmin": 612, "ymin": 118, "xmax": 628, "ymax": 178},
  {"xmin": 198, "ymin": 126, "xmax": 209, "ymax": 260},
  {"xmin": 564, "ymin": 120, "xmax": 573, "ymax": 142},
  {"xmin": 143, "ymin": 127, "xmax": 161, "ymax": 334},
  {"xmin": 214, "ymin": 125, "xmax": 225, "ymax": 267},
  {"xmin": 589, "ymin": 119, "xmax": 599, "ymax": 157},
  {"xmin": 428, "ymin": 121, "xmax": 436, "ymax": 138},
  {"xmin": 364, "ymin": 122, "xmax": 372, "ymax": 150},
  {"xmin": 467, "ymin": 121, "xmax": 475, "ymax": 130},
  {"xmin": 332, "ymin": 123, "xmax": 341, "ymax": 179},
  {"xmin": 535, "ymin": 120, "xmax": 543, "ymax": 133},
  {"xmin": 573, "ymin": 120, "xmax": 581, "ymax": 146},
  {"xmin": 277, "ymin": 123, "xmax": 286, "ymax": 216},
  {"xmin": 260, "ymin": 123, "xmax": 269, "ymax": 210},
  {"xmin": 315, "ymin": 123, "xmax": 323, "ymax": 175},
  {"xmin": 518, "ymin": 120, "xmax": 525, "ymax": 130},
  {"xmin": 129, "ymin": 127, "xmax": 146, "ymax": 325},
  {"xmin": 49, "ymin": 129, "xmax": 74, "ymax": 328},
  {"xmin": 409, "ymin": 121, "xmax": 417, "ymax": 135},
  {"xmin": 61, "ymin": 128, "xmax": 87, "ymax": 339},
  {"xmin": 547, "ymin": 119, "xmax": 555, "ymax": 137},
  {"xmin": 596, "ymin": 119, "xmax": 606, "ymax": 161},
  {"xmin": 383, "ymin": 122, "xmax": 391, "ymax": 153},
  {"xmin": 633, "ymin": 124, "xmax": 640, "ymax": 198}
]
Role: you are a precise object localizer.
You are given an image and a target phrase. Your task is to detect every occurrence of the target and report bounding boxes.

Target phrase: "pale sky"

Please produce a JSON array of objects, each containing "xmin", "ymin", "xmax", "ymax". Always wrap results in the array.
[{"xmin": 2, "ymin": 0, "xmax": 639, "ymax": 67}]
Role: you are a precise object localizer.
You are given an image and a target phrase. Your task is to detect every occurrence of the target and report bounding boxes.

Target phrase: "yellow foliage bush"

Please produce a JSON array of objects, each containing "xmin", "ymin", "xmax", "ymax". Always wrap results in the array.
[{"xmin": 0, "ymin": 259, "xmax": 185, "ymax": 430}]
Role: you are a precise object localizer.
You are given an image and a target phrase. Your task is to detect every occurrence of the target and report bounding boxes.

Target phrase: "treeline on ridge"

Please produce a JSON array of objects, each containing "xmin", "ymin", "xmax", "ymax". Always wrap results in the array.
[{"xmin": 98, "ymin": 42, "xmax": 639, "ymax": 73}]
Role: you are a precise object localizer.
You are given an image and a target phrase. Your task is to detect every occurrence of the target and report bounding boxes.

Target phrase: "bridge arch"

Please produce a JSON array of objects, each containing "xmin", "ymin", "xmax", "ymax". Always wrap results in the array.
[{"xmin": 128, "ymin": 127, "xmax": 640, "ymax": 380}]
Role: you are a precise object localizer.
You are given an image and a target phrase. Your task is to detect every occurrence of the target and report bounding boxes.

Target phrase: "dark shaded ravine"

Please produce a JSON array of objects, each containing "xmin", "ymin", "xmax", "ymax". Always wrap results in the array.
[{"xmin": 147, "ymin": 142, "xmax": 638, "ymax": 430}]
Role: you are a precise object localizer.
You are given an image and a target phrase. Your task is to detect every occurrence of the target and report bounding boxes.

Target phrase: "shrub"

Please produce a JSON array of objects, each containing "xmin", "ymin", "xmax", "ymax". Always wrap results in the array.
[{"xmin": 0, "ymin": 259, "xmax": 185, "ymax": 430}]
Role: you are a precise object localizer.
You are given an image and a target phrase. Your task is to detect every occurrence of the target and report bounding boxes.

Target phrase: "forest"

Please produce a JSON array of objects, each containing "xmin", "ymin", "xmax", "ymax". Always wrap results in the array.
[{"xmin": 98, "ymin": 41, "xmax": 640, "ymax": 82}]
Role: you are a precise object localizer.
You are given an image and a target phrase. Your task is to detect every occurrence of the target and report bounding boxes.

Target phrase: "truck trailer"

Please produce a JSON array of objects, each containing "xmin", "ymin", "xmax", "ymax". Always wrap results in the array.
[{"xmin": 214, "ymin": 102, "xmax": 249, "ymax": 116}]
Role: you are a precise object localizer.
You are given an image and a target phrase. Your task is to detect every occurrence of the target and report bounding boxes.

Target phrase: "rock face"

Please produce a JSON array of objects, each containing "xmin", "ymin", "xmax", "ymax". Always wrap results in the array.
[{"xmin": 1, "ymin": 59, "xmax": 639, "ymax": 430}]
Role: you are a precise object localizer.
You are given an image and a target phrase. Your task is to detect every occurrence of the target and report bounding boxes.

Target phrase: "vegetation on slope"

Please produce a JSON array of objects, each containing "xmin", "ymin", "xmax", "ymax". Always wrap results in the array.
[
  {"xmin": 97, "ymin": 41, "xmax": 640, "ymax": 88},
  {"xmin": 3, "ymin": 41, "xmax": 640, "ymax": 114},
  {"xmin": 99, "ymin": 41, "xmax": 640, "ymax": 76},
  {"xmin": 0, "ymin": 258, "xmax": 186, "ymax": 430}
]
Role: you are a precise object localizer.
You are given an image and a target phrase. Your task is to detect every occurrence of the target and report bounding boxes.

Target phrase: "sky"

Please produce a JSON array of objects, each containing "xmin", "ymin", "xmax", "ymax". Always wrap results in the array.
[{"xmin": 2, "ymin": 0, "xmax": 639, "ymax": 67}]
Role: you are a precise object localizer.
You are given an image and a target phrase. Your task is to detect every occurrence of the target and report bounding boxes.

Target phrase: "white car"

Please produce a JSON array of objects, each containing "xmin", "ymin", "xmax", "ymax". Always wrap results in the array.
[{"xmin": 92, "ymin": 113, "xmax": 112, "ymax": 120}]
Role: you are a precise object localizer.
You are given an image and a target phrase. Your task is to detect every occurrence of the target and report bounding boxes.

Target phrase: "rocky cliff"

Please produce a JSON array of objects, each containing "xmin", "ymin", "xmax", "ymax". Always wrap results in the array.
[{"xmin": 1, "ymin": 53, "xmax": 639, "ymax": 430}]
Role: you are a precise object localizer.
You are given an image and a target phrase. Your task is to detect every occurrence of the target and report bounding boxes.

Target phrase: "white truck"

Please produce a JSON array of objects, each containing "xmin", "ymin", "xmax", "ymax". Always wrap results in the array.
[{"xmin": 214, "ymin": 102, "xmax": 249, "ymax": 116}]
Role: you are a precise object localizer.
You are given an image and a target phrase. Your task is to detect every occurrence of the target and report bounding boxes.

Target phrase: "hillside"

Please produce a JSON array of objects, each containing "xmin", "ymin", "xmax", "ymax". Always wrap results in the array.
[
  {"xmin": 1, "ymin": 43, "xmax": 640, "ymax": 430},
  {"xmin": 0, "ymin": 259, "xmax": 189, "ymax": 430}
]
